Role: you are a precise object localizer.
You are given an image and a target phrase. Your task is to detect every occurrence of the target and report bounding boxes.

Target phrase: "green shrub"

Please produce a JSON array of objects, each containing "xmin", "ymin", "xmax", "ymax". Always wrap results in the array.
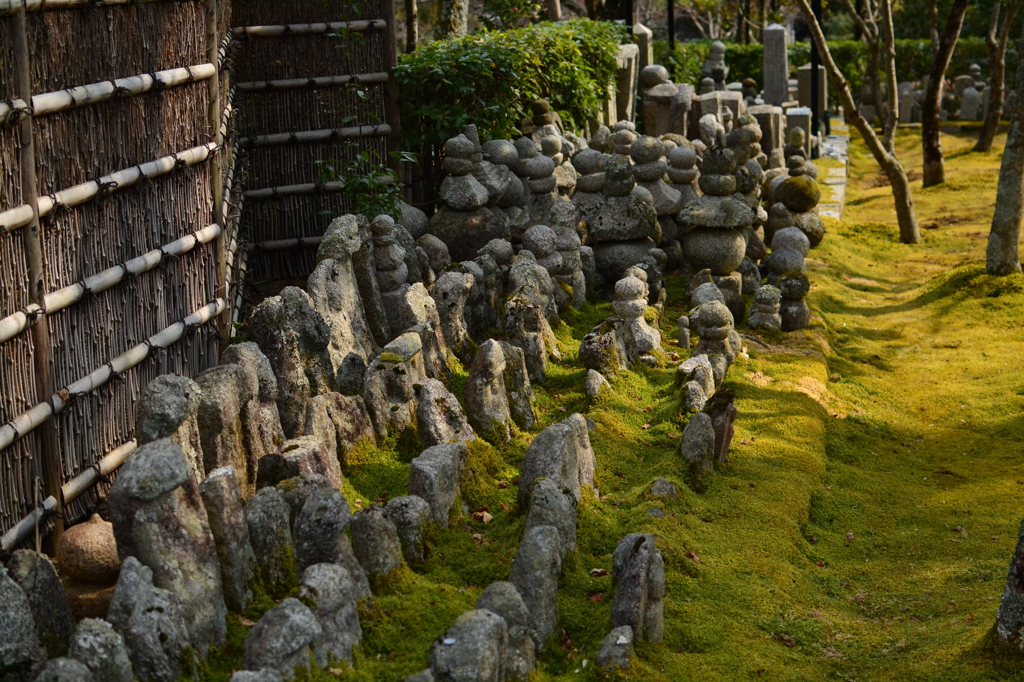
[{"xmin": 395, "ymin": 19, "xmax": 628, "ymax": 158}]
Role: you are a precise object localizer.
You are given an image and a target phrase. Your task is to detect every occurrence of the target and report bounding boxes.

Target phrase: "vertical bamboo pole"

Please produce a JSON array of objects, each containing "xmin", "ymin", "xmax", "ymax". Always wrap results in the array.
[
  {"xmin": 206, "ymin": 0, "xmax": 226, "ymax": 349},
  {"xmin": 11, "ymin": 4, "xmax": 63, "ymax": 545},
  {"xmin": 381, "ymin": 0, "xmax": 402, "ymax": 183}
]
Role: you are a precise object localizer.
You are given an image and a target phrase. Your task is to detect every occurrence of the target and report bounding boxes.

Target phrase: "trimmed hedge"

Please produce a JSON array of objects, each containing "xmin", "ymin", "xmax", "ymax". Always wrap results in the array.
[
  {"xmin": 653, "ymin": 37, "xmax": 1015, "ymax": 99},
  {"xmin": 395, "ymin": 19, "xmax": 628, "ymax": 154}
]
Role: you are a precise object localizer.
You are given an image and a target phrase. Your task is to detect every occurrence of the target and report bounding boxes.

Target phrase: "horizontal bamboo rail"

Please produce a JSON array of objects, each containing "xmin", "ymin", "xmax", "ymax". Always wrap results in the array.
[
  {"xmin": 0, "ymin": 64, "xmax": 216, "ymax": 126},
  {"xmin": 0, "ymin": 298, "xmax": 226, "ymax": 454},
  {"xmin": 244, "ymin": 235, "xmax": 324, "ymax": 252},
  {"xmin": 235, "ymin": 72, "xmax": 389, "ymax": 93},
  {"xmin": 242, "ymin": 174, "xmax": 393, "ymax": 201},
  {"xmin": 0, "ymin": 224, "xmax": 222, "ymax": 345},
  {"xmin": 0, "ymin": 142, "xmax": 218, "ymax": 232},
  {"xmin": 0, "ymin": 440, "xmax": 137, "ymax": 552},
  {"xmin": 231, "ymin": 19, "xmax": 386, "ymax": 38},
  {"xmin": 238, "ymin": 124, "xmax": 391, "ymax": 148},
  {"xmin": 0, "ymin": 0, "xmax": 168, "ymax": 16}
]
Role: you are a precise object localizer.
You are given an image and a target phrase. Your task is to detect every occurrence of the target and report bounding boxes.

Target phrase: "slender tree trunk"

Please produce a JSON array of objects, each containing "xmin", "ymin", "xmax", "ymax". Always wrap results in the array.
[
  {"xmin": 438, "ymin": 0, "xmax": 468, "ymax": 37},
  {"xmin": 879, "ymin": 0, "xmax": 899, "ymax": 152},
  {"xmin": 928, "ymin": 0, "xmax": 940, "ymax": 57},
  {"xmin": 920, "ymin": 0, "xmax": 969, "ymax": 187},
  {"xmin": 977, "ymin": 0, "xmax": 1021, "ymax": 152},
  {"xmin": 987, "ymin": 25, "xmax": 1024, "ymax": 275},
  {"xmin": 796, "ymin": 0, "xmax": 921, "ymax": 243},
  {"xmin": 405, "ymin": 0, "xmax": 418, "ymax": 52}
]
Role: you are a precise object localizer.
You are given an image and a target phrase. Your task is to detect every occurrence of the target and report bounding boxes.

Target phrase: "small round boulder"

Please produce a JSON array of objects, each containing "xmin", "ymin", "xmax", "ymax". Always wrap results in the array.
[
  {"xmin": 640, "ymin": 64, "xmax": 670, "ymax": 88},
  {"xmin": 701, "ymin": 147, "xmax": 737, "ymax": 175},
  {"xmin": 573, "ymin": 148, "xmax": 606, "ymax": 175},
  {"xmin": 630, "ymin": 135, "xmax": 665, "ymax": 164},
  {"xmin": 668, "ymin": 145, "xmax": 697, "ymax": 170},
  {"xmin": 683, "ymin": 228, "xmax": 747, "ymax": 275},
  {"xmin": 481, "ymin": 139, "xmax": 519, "ymax": 168},
  {"xmin": 445, "ymin": 134, "xmax": 475, "ymax": 159},
  {"xmin": 779, "ymin": 272, "xmax": 811, "ymax": 299},
  {"xmin": 56, "ymin": 513, "xmax": 121, "ymax": 585},
  {"xmin": 522, "ymin": 225, "xmax": 557, "ymax": 257},
  {"xmin": 775, "ymin": 176, "xmax": 821, "ymax": 213}
]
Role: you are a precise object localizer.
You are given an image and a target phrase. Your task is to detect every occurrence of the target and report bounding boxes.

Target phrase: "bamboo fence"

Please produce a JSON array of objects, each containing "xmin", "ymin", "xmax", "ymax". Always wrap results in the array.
[{"xmin": 0, "ymin": 0, "xmax": 398, "ymax": 549}]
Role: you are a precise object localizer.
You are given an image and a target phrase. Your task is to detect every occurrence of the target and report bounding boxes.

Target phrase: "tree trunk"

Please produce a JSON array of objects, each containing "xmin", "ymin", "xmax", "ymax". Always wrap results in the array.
[
  {"xmin": 796, "ymin": 0, "xmax": 921, "ymax": 243},
  {"xmin": 438, "ymin": 0, "xmax": 468, "ymax": 38},
  {"xmin": 976, "ymin": 0, "xmax": 1020, "ymax": 153},
  {"xmin": 879, "ymin": 0, "xmax": 899, "ymax": 152},
  {"xmin": 920, "ymin": 0, "xmax": 970, "ymax": 187},
  {"xmin": 405, "ymin": 0, "xmax": 418, "ymax": 52},
  {"xmin": 987, "ymin": 25, "xmax": 1024, "ymax": 275},
  {"xmin": 928, "ymin": 0, "xmax": 940, "ymax": 57}
]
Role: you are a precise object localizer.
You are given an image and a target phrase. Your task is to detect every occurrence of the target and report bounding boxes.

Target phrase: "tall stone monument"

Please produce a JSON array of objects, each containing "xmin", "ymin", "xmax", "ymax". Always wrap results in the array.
[{"xmin": 763, "ymin": 24, "xmax": 789, "ymax": 106}]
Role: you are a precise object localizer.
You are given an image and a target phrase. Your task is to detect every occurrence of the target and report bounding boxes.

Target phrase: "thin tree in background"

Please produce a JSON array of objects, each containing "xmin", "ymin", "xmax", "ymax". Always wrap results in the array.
[
  {"xmin": 839, "ymin": 0, "xmax": 895, "ymax": 152},
  {"xmin": 920, "ymin": 0, "xmax": 969, "ymax": 187},
  {"xmin": 405, "ymin": 0, "xmax": 418, "ymax": 52},
  {"xmin": 438, "ymin": 0, "xmax": 469, "ymax": 37},
  {"xmin": 976, "ymin": 0, "xmax": 1022, "ymax": 153},
  {"xmin": 987, "ymin": 25, "xmax": 1024, "ymax": 275},
  {"xmin": 796, "ymin": 0, "xmax": 921, "ymax": 243}
]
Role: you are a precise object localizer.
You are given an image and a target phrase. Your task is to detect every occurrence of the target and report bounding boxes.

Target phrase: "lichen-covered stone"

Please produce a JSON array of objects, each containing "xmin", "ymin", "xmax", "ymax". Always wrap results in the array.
[
  {"xmin": 108, "ymin": 438, "xmax": 227, "ymax": 652},
  {"xmin": 67, "ymin": 619, "xmax": 133, "ymax": 682},
  {"xmin": 523, "ymin": 480, "xmax": 577, "ymax": 557},
  {"xmin": 245, "ymin": 487, "xmax": 297, "ymax": 600},
  {"xmin": 7, "ymin": 550, "xmax": 75, "ymax": 657},
  {"xmin": 0, "ymin": 567, "xmax": 45, "ymax": 682},
  {"xmin": 303, "ymin": 392, "xmax": 376, "ymax": 468},
  {"xmin": 409, "ymin": 442, "xmax": 468, "ymax": 527},
  {"xmin": 384, "ymin": 495, "xmax": 432, "ymax": 566},
  {"xmin": 475, "ymin": 582, "xmax": 535, "ymax": 680},
  {"xmin": 134, "ymin": 374, "xmax": 205, "ymax": 481},
  {"xmin": 31, "ymin": 657, "xmax": 94, "ymax": 682},
  {"xmin": 200, "ymin": 467, "xmax": 256, "ymax": 613},
  {"xmin": 195, "ymin": 364, "xmax": 256, "ymax": 496},
  {"xmin": 221, "ymin": 342, "xmax": 287, "ymax": 464},
  {"xmin": 106, "ymin": 557, "xmax": 194, "ymax": 682},
  {"xmin": 509, "ymin": 525, "xmax": 562, "ymax": 649},
  {"xmin": 298, "ymin": 564, "xmax": 362, "ymax": 666},
  {"xmin": 680, "ymin": 412, "xmax": 716, "ymax": 490},
  {"xmin": 429, "ymin": 609, "xmax": 508, "ymax": 682},
  {"xmin": 243, "ymin": 599, "xmax": 322, "ymax": 679},
  {"xmin": 417, "ymin": 378, "xmax": 475, "ymax": 447},
  {"xmin": 249, "ymin": 287, "xmax": 337, "ymax": 437},
  {"xmin": 362, "ymin": 332, "xmax": 429, "ymax": 440},
  {"xmin": 350, "ymin": 504, "xmax": 404, "ymax": 586}
]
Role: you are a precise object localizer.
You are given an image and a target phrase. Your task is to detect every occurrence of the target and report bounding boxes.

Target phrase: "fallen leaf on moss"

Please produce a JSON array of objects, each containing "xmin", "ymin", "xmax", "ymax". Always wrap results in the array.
[
  {"xmin": 239, "ymin": 616, "xmax": 256, "ymax": 627},
  {"xmin": 687, "ymin": 550, "xmax": 700, "ymax": 563},
  {"xmin": 472, "ymin": 534, "xmax": 484, "ymax": 544},
  {"xmin": 472, "ymin": 511, "xmax": 493, "ymax": 524},
  {"xmin": 589, "ymin": 568, "xmax": 609, "ymax": 577},
  {"xmin": 642, "ymin": 423, "xmax": 652, "ymax": 430},
  {"xmin": 498, "ymin": 480, "xmax": 509, "ymax": 489},
  {"xmin": 588, "ymin": 591, "xmax": 604, "ymax": 603}
]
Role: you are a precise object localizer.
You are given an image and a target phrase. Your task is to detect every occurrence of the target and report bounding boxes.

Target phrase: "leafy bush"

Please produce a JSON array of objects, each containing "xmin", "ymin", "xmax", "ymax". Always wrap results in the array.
[
  {"xmin": 395, "ymin": 19, "xmax": 628, "ymax": 154},
  {"xmin": 653, "ymin": 37, "xmax": 1015, "ymax": 102}
]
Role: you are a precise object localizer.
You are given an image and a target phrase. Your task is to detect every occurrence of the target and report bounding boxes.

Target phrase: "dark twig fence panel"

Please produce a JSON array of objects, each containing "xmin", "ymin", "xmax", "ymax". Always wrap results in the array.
[
  {"xmin": 228, "ymin": 0, "xmax": 399, "ymax": 309},
  {"xmin": 0, "ymin": 0, "xmax": 398, "ymax": 549}
]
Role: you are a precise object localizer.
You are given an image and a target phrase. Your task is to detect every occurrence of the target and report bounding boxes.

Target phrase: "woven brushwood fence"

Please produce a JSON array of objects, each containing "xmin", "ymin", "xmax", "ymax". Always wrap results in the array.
[
  {"xmin": 0, "ymin": 0, "xmax": 399, "ymax": 549},
  {"xmin": 227, "ymin": 0, "xmax": 399, "ymax": 313}
]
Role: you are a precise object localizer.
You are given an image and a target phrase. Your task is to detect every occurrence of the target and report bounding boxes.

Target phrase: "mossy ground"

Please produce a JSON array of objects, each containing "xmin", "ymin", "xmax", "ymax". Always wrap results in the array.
[{"xmin": 199, "ymin": 125, "xmax": 1024, "ymax": 680}]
